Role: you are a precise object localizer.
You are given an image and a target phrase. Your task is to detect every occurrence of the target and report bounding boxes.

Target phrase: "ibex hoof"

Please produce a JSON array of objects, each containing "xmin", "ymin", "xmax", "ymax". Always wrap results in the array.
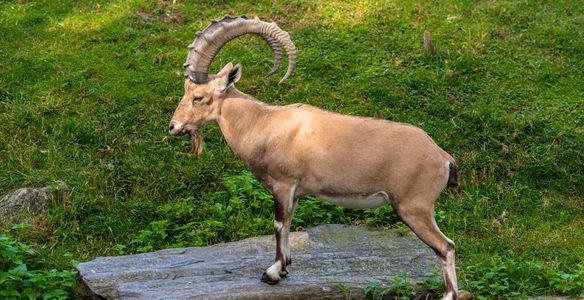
[
  {"xmin": 286, "ymin": 257, "xmax": 292, "ymax": 266},
  {"xmin": 261, "ymin": 272, "xmax": 280, "ymax": 285}
]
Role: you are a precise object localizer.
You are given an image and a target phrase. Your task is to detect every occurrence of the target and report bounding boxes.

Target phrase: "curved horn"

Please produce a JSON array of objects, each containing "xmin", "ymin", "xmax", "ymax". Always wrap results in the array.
[
  {"xmin": 184, "ymin": 15, "xmax": 296, "ymax": 84},
  {"xmin": 260, "ymin": 35, "xmax": 282, "ymax": 79}
]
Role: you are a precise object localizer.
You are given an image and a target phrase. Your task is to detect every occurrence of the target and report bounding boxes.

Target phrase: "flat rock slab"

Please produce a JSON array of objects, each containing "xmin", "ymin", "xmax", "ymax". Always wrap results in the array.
[{"xmin": 77, "ymin": 224, "xmax": 440, "ymax": 299}]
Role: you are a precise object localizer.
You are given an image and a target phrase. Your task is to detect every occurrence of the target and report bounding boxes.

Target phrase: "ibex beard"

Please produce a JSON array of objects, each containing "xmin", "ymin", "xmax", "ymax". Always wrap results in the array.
[{"xmin": 169, "ymin": 16, "xmax": 460, "ymax": 300}]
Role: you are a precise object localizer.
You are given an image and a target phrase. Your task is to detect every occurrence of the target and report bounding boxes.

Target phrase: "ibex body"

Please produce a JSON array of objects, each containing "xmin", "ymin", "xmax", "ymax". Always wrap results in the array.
[{"xmin": 169, "ymin": 16, "xmax": 459, "ymax": 300}]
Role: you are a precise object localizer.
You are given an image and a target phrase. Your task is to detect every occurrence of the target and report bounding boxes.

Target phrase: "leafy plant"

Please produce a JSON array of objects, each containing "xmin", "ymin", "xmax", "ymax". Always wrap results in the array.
[
  {"xmin": 383, "ymin": 275, "xmax": 417, "ymax": 299},
  {"xmin": 544, "ymin": 263, "xmax": 584, "ymax": 297},
  {"xmin": 463, "ymin": 254, "xmax": 584, "ymax": 298},
  {"xmin": 0, "ymin": 225, "xmax": 75, "ymax": 299},
  {"xmin": 364, "ymin": 273, "xmax": 443, "ymax": 300},
  {"xmin": 129, "ymin": 220, "xmax": 171, "ymax": 253}
]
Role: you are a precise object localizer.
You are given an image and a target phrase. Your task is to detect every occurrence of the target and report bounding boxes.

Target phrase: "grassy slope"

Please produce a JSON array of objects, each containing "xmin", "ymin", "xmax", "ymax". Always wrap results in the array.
[{"xmin": 1, "ymin": 0, "xmax": 583, "ymax": 297}]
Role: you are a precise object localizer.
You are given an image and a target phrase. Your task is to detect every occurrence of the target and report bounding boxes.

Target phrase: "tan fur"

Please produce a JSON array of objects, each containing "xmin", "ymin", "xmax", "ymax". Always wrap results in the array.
[{"xmin": 170, "ymin": 63, "xmax": 459, "ymax": 299}]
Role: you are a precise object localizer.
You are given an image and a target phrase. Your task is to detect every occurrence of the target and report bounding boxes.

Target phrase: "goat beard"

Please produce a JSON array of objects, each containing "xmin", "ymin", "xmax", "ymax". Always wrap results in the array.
[{"xmin": 188, "ymin": 129, "xmax": 204, "ymax": 157}]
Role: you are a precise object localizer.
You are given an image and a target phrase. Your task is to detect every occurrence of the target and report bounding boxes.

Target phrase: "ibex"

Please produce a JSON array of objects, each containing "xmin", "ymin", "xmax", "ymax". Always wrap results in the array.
[{"xmin": 169, "ymin": 16, "xmax": 459, "ymax": 300}]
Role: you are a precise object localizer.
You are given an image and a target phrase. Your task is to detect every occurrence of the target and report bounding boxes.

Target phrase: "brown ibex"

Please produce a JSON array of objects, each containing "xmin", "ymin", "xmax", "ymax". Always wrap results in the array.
[{"xmin": 169, "ymin": 16, "xmax": 459, "ymax": 300}]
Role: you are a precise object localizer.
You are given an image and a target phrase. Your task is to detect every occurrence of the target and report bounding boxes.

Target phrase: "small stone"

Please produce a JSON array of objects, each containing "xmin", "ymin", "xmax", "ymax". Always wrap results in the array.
[
  {"xmin": 0, "ymin": 181, "xmax": 68, "ymax": 225},
  {"xmin": 458, "ymin": 290, "xmax": 473, "ymax": 300}
]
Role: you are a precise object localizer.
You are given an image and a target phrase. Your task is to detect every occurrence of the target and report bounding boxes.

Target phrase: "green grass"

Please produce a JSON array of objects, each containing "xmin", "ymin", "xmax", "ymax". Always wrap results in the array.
[{"xmin": 1, "ymin": 0, "xmax": 583, "ymax": 298}]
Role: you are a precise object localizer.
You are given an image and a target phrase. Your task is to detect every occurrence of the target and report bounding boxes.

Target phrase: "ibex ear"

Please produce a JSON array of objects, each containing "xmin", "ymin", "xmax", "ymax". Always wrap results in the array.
[
  {"xmin": 218, "ymin": 63, "xmax": 242, "ymax": 93},
  {"xmin": 217, "ymin": 62, "xmax": 234, "ymax": 77}
]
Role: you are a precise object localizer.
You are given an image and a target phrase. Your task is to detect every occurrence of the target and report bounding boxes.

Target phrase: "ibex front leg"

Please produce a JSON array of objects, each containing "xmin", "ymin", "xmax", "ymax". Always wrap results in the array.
[{"xmin": 261, "ymin": 182, "xmax": 298, "ymax": 284}]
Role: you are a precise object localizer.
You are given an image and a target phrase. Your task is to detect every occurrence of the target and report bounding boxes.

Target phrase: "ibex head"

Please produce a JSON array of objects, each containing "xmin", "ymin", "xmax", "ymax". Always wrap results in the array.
[{"xmin": 168, "ymin": 16, "xmax": 296, "ymax": 156}]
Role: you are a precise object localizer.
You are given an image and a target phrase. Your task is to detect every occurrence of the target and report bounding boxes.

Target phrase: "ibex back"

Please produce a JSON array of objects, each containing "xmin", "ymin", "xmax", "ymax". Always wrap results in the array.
[{"xmin": 169, "ymin": 16, "xmax": 460, "ymax": 300}]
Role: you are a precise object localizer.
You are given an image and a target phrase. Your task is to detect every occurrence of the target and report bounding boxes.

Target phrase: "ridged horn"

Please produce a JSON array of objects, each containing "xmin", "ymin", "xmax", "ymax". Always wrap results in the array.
[
  {"xmin": 261, "ymin": 35, "xmax": 282, "ymax": 79},
  {"xmin": 184, "ymin": 15, "xmax": 296, "ymax": 84}
]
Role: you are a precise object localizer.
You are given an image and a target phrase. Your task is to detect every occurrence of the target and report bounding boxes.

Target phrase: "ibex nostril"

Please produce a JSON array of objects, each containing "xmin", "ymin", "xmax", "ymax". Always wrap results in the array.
[{"xmin": 169, "ymin": 124, "xmax": 175, "ymax": 132}]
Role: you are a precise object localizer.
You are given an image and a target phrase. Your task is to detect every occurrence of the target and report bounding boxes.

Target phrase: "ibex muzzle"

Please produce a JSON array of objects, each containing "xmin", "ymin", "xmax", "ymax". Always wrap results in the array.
[{"xmin": 169, "ymin": 16, "xmax": 460, "ymax": 300}]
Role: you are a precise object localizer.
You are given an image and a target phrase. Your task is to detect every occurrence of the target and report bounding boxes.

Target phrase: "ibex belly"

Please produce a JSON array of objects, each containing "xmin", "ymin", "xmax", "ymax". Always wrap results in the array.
[{"xmin": 319, "ymin": 191, "xmax": 389, "ymax": 209}]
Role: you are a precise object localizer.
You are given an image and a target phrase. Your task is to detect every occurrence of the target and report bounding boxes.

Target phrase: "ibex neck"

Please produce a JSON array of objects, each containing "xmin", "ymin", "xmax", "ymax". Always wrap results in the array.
[{"xmin": 217, "ymin": 89, "xmax": 272, "ymax": 160}]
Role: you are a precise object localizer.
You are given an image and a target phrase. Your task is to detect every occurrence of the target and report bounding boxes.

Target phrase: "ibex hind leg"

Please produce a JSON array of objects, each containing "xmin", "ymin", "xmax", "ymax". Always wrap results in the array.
[{"xmin": 393, "ymin": 199, "xmax": 458, "ymax": 300}]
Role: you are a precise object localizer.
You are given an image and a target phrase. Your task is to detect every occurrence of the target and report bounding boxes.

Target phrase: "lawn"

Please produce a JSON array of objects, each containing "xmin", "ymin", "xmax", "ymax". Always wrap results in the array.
[{"xmin": 0, "ymin": 0, "xmax": 583, "ymax": 298}]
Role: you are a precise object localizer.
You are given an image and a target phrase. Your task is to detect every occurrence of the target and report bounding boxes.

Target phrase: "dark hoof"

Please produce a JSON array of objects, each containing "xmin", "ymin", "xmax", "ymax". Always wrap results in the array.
[
  {"xmin": 261, "ymin": 272, "xmax": 279, "ymax": 285},
  {"xmin": 286, "ymin": 257, "xmax": 292, "ymax": 266}
]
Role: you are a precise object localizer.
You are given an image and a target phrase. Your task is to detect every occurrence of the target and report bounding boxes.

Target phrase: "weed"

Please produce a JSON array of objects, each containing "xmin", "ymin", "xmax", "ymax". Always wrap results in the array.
[
  {"xmin": 0, "ymin": 225, "xmax": 75, "ymax": 299},
  {"xmin": 462, "ymin": 254, "xmax": 584, "ymax": 298},
  {"xmin": 364, "ymin": 273, "xmax": 443, "ymax": 299}
]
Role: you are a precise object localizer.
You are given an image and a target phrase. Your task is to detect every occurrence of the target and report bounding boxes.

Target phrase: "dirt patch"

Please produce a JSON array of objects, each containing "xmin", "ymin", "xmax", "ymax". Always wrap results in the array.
[{"xmin": 136, "ymin": 0, "xmax": 183, "ymax": 25}]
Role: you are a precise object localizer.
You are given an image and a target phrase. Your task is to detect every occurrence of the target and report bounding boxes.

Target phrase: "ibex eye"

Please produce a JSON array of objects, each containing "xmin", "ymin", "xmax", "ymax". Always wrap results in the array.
[{"xmin": 192, "ymin": 96, "xmax": 203, "ymax": 104}]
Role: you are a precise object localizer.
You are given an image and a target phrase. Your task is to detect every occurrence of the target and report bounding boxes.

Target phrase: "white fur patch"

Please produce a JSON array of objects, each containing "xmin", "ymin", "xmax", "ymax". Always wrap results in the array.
[
  {"xmin": 274, "ymin": 221, "xmax": 283, "ymax": 232},
  {"xmin": 445, "ymin": 248, "xmax": 458, "ymax": 291},
  {"xmin": 440, "ymin": 246, "xmax": 458, "ymax": 299},
  {"xmin": 320, "ymin": 191, "xmax": 389, "ymax": 209},
  {"xmin": 441, "ymin": 291, "xmax": 455, "ymax": 300},
  {"xmin": 266, "ymin": 261, "xmax": 282, "ymax": 279}
]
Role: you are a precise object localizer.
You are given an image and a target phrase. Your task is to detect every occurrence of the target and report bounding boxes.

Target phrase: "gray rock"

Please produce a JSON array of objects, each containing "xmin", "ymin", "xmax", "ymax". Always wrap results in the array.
[
  {"xmin": 0, "ymin": 180, "xmax": 68, "ymax": 225},
  {"xmin": 77, "ymin": 224, "xmax": 440, "ymax": 299}
]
